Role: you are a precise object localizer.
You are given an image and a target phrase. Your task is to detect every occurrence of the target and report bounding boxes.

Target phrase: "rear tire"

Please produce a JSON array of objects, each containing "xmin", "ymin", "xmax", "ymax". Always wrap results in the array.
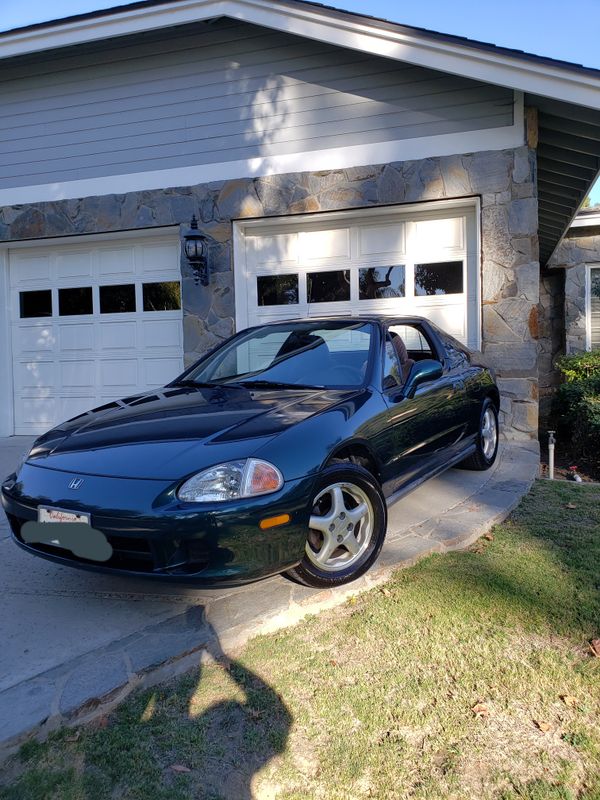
[
  {"xmin": 459, "ymin": 398, "xmax": 499, "ymax": 471},
  {"xmin": 285, "ymin": 463, "xmax": 387, "ymax": 588}
]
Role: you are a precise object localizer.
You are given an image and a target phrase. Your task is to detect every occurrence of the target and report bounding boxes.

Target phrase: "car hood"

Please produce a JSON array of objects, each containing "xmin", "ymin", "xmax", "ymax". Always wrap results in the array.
[{"xmin": 24, "ymin": 384, "xmax": 359, "ymax": 480}]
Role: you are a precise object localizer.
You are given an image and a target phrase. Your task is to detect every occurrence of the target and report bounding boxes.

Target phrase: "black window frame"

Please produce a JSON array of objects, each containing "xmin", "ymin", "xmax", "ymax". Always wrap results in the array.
[
  {"xmin": 414, "ymin": 259, "xmax": 464, "ymax": 297},
  {"xmin": 99, "ymin": 283, "xmax": 137, "ymax": 314},
  {"xmin": 142, "ymin": 280, "xmax": 182, "ymax": 312},
  {"xmin": 306, "ymin": 269, "xmax": 351, "ymax": 304},
  {"xmin": 19, "ymin": 289, "xmax": 53, "ymax": 319},
  {"xmin": 256, "ymin": 273, "xmax": 300, "ymax": 307},
  {"xmin": 58, "ymin": 286, "xmax": 94, "ymax": 316}
]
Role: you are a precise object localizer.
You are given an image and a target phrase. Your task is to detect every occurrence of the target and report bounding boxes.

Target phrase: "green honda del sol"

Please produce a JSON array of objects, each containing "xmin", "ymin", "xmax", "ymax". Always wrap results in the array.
[{"xmin": 2, "ymin": 316, "xmax": 499, "ymax": 588}]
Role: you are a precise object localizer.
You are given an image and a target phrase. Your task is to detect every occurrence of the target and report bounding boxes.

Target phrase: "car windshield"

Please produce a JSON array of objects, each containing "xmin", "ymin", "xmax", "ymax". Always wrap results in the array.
[{"xmin": 182, "ymin": 320, "xmax": 375, "ymax": 389}]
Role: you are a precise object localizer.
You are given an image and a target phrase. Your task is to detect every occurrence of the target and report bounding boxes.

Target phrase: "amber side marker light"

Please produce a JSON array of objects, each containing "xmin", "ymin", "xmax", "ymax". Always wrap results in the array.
[{"xmin": 259, "ymin": 513, "xmax": 291, "ymax": 530}]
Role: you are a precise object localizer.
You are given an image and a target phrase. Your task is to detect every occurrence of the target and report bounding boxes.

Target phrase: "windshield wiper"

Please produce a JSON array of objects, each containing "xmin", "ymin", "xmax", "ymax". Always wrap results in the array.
[{"xmin": 236, "ymin": 380, "xmax": 325, "ymax": 390}]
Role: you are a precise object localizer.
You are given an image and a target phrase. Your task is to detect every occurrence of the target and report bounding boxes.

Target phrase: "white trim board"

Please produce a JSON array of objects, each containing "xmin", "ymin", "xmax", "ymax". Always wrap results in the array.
[
  {"xmin": 1, "ymin": 225, "xmax": 181, "ymax": 250},
  {"xmin": 1, "ymin": 0, "xmax": 600, "ymax": 110},
  {"xmin": 572, "ymin": 212, "xmax": 600, "ymax": 229},
  {"xmin": 0, "ymin": 118, "xmax": 524, "ymax": 207}
]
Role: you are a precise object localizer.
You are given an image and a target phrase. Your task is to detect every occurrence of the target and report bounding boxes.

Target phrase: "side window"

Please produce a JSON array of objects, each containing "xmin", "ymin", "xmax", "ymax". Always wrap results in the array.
[
  {"xmin": 388, "ymin": 324, "xmax": 433, "ymax": 359},
  {"xmin": 382, "ymin": 336, "xmax": 402, "ymax": 390}
]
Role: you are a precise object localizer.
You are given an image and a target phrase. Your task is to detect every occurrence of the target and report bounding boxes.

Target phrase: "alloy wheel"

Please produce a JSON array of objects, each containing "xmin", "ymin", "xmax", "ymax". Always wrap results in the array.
[
  {"xmin": 306, "ymin": 482, "xmax": 374, "ymax": 572},
  {"xmin": 481, "ymin": 407, "xmax": 498, "ymax": 460}
]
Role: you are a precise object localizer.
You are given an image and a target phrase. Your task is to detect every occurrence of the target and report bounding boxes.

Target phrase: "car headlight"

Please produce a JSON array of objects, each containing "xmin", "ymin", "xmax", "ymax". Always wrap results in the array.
[{"xmin": 177, "ymin": 459, "xmax": 284, "ymax": 503}]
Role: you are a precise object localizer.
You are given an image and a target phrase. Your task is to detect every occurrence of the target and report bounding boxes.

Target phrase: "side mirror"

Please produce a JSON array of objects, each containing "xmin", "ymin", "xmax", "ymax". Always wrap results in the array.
[{"xmin": 402, "ymin": 359, "xmax": 443, "ymax": 399}]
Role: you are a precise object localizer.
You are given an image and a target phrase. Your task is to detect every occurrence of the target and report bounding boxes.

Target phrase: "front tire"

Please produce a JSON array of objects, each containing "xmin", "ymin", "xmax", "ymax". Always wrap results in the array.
[
  {"xmin": 459, "ymin": 399, "xmax": 499, "ymax": 471},
  {"xmin": 285, "ymin": 464, "xmax": 387, "ymax": 588}
]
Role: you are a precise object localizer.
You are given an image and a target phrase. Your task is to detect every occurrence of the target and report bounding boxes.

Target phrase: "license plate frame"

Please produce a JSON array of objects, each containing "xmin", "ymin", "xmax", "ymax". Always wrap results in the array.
[{"xmin": 38, "ymin": 506, "xmax": 91, "ymax": 525}]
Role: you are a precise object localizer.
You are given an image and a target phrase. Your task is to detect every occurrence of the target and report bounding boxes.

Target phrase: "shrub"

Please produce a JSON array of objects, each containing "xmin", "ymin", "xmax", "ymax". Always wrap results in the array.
[
  {"xmin": 552, "ymin": 352, "xmax": 600, "ymax": 466},
  {"xmin": 555, "ymin": 350, "xmax": 600, "ymax": 383}
]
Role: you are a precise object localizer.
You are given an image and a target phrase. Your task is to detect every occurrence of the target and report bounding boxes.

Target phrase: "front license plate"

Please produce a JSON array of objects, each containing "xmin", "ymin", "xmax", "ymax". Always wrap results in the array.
[{"xmin": 38, "ymin": 506, "xmax": 91, "ymax": 525}]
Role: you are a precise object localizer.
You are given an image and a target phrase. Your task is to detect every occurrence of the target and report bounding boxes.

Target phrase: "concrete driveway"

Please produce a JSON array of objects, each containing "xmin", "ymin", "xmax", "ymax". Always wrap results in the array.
[{"xmin": 0, "ymin": 435, "xmax": 539, "ymax": 755}]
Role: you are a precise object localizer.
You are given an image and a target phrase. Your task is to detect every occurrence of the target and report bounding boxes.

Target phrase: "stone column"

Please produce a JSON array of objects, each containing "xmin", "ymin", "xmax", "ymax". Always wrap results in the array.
[{"xmin": 472, "ymin": 147, "xmax": 540, "ymax": 438}]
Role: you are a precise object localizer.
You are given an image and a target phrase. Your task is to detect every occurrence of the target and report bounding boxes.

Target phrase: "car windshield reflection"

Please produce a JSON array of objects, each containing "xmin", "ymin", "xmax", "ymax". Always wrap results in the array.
[{"xmin": 185, "ymin": 320, "xmax": 374, "ymax": 389}]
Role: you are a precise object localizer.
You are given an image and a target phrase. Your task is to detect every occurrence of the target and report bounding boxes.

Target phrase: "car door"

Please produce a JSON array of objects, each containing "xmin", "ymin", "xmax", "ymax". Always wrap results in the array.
[
  {"xmin": 391, "ymin": 322, "xmax": 472, "ymax": 453},
  {"xmin": 437, "ymin": 332, "xmax": 482, "ymax": 449},
  {"xmin": 372, "ymin": 324, "xmax": 451, "ymax": 494}
]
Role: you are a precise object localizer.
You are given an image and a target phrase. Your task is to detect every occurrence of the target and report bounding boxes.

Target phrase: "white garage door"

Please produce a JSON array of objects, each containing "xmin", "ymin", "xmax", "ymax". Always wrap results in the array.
[
  {"xmin": 9, "ymin": 234, "xmax": 183, "ymax": 435},
  {"xmin": 234, "ymin": 203, "xmax": 479, "ymax": 347}
]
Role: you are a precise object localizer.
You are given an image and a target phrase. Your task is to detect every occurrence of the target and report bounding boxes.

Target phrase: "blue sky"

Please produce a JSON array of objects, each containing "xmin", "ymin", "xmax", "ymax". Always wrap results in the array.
[{"xmin": 2, "ymin": 0, "xmax": 599, "ymax": 201}]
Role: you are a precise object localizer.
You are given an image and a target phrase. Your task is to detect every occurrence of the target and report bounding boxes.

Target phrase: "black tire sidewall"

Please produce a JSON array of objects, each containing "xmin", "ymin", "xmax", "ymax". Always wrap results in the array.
[
  {"xmin": 291, "ymin": 463, "xmax": 387, "ymax": 588},
  {"xmin": 477, "ymin": 399, "xmax": 499, "ymax": 466}
]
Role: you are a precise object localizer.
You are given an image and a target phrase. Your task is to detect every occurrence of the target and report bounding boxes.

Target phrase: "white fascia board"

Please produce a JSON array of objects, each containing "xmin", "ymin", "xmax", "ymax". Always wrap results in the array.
[
  {"xmin": 0, "ymin": 121, "xmax": 523, "ymax": 207},
  {"xmin": 1, "ymin": 0, "xmax": 600, "ymax": 111},
  {"xmin": 571, "ymin": 212, "xmax": 600, "ymax": 228}
]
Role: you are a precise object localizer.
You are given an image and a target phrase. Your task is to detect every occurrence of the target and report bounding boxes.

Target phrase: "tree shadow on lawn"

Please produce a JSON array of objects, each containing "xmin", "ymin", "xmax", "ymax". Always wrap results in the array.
[{"xmin": 5, "ymin": 615, "xmax": 293, "ymax": 800}]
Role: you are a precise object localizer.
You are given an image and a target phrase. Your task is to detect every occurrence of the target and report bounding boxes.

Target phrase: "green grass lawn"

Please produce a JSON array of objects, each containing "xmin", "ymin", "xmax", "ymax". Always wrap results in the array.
[{"xmin": 1, "ymin": 480, "xmax": 599, "ymax": 800}]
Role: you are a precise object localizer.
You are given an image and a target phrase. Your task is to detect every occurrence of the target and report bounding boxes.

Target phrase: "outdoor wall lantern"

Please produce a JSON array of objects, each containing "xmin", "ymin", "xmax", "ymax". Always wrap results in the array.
[{"xmin": 183, "ymin": 215, "xmax": 210, "ymax": 286}]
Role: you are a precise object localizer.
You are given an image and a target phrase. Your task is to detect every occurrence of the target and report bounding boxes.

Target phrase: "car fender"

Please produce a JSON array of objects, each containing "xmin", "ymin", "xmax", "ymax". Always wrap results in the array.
[{"xmin": 251, "ymin": 389, "xmax": 387, "ymax": 482}]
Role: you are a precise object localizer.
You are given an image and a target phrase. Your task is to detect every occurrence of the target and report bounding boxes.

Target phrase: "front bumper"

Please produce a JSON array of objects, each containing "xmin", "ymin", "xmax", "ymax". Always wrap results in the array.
[{"xmin": 1, "ymin": 463, "xmax": 315, "ymax": 585}]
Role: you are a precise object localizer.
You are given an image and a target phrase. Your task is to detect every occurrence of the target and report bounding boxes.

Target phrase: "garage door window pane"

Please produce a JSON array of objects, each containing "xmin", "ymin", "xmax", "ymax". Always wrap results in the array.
[
  {"xmin": 307, "ymin": 270, "xmax": 350, "ymax": 303},
  {"xmin": 257, "ymin": 275, "xmax": 299, "ymax": 306},
  {"xmin": 415, "ymin": 261, "xmax": 463, "ymax": 296},
  {"xmin": 20, "ymin": 290, "xmax": 52, "ymax": 318},
  {"xmin": 100, "ymin": 284, "xmax": 136, "ymax": 313},
  {"xmin": 143, "ymin": 281, "xmax": 181, "ymax": 311},
  {"xmin": 59, "ymin": 287, "xmax": 93, "ymax": 316},
  {"xmin": 359, "ymin": 266, "xmax": 405, "ymax": 299}
]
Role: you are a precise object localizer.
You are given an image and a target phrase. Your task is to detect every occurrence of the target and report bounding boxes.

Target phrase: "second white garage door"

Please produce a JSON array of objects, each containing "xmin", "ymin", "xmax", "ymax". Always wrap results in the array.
[
  {"xmin": 234, "ymin": 202, "xmax": 480, "ymax": 348},
  {"xmin": 9, "ymin": 233, "xmax": 183, "ymax": 435}
]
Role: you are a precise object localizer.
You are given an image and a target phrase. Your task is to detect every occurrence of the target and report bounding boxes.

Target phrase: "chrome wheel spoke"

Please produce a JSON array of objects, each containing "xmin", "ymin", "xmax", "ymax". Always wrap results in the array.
[
  {"xmin": 309, "ymin": 512, "xmax": 335, "ymax": 535},
  {"xmin": 314, "ymin": 533, "xmax": 337, "ymax": 565},
  {"xmin": 306, "ymin": 481, "xmax": 375, "ymax": 573},
  {"xmin": 347, "ymin": 502, "xmax": 368, "ymax": 527},
  {"xmin": 342, "ymin": 531, "xmax": 361, "ymax": 555},
  {"xmin": 330, "ymin": 486, "xmax": 347, "ymax": 517}
]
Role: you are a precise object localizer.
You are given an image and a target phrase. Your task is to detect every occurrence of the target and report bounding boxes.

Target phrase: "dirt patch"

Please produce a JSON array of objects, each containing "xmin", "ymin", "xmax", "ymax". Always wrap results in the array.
[{"xmin": 539, "ymin": 436, "xmax": 600, "ymax": 483}]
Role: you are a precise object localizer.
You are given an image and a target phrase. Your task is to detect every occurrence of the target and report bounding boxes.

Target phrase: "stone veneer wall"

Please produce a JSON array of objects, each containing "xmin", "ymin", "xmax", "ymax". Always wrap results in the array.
[
  {"xmin": 548, "ymin": 233, "xmax": 600, "ymax": 354},
  {"xmin": 538, "ymin": 270, "xmax": 564, "ymax": 422},
  {"xmin": 0, "ymin": 145, "xmax": 539, "ymax": 437}
]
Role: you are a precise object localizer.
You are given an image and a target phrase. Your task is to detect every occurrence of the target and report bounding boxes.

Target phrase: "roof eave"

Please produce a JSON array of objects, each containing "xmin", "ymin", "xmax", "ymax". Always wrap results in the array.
[{"xmin": 1, "ymin": 0, "xmax": 600, "ymax": 110}]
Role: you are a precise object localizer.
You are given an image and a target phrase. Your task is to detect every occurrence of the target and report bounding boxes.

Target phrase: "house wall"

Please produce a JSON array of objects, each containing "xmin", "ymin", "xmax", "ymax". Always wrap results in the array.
[
  {"xmin": 548, "ymin": 233, "xmax": 600, "ymax": 354},
  {"xmin": 0, "ymin": 19, "xmax": 515, "ymax": 192},
  {"xmin": 538, "ymin": 269, "xmax": 564, "ymax": 422},
  {"xmin": 0, "ymin": 144, "xmax": 539, "ymax": 438}
]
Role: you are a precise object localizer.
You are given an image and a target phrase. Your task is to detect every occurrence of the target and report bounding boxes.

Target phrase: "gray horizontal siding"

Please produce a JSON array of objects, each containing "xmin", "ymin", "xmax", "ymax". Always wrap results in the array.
[{"xmin": 0, "ymin": 19, "xmax": 514, "ymax": 190}]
